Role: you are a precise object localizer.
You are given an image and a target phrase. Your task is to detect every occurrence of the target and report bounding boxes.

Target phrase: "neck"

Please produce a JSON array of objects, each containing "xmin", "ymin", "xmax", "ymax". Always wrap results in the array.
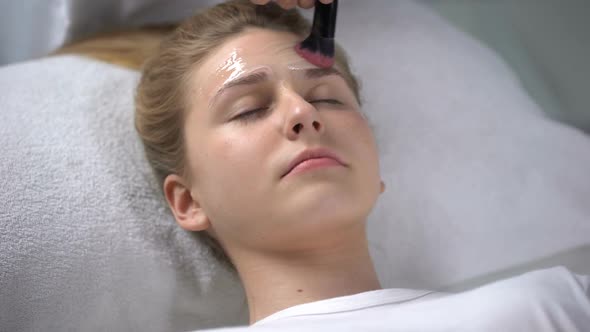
[{"xmin": 231, "ymin": 226, "xmax": 382, "ymax": 325}]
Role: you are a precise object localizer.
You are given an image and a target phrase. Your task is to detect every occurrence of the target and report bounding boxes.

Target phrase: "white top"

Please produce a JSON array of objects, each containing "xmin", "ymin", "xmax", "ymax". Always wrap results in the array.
[
  {"xmin": 197, "ymin": 266, "xmax": 590, "ymax": 331},
  {"xmin": 252, "ymin": 287, "xmax": 447, "ymax": 326}
]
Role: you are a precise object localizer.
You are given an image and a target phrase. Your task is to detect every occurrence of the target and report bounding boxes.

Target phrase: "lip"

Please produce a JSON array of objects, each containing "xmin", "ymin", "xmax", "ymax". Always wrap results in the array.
[{"xmin": 281, "ymin": 147, "xmax": 347, "ymax": 178}]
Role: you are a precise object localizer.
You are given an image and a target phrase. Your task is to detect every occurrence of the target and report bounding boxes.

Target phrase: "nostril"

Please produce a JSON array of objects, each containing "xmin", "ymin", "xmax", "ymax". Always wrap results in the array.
[{"xmin": 292, "ymin": 121, "xmax": 321, "ymax": 134}]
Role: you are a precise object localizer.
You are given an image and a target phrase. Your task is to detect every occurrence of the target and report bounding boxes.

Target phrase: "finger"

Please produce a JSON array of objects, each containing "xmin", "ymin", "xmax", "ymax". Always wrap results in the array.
[
  {"xmin": 318, "ymin": 0, "xmax": 333, "ymax": 4},
  {"xmin": 276, "ymin": 0, "xmax": 297, "ymax": 9},
  {"xmin": 297, "ymin": 0, "xmax": 315, "ymax": 9},
  {"xmin": 250, "ymin": 0, "xmax": 271, "ymax": 5}
]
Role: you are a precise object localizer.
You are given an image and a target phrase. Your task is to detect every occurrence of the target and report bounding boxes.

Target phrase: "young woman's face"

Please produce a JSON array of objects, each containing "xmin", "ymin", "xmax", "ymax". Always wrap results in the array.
[{"xmin": 184, "ymin": 28, "xmax": 382, "ymax": 253}]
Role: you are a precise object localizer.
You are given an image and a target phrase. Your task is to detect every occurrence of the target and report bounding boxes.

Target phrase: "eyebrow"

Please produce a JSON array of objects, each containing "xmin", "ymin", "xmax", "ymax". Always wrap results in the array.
[
  {"xmin": 209, "ymin": 67, "xmax": 344, "ymax": 109},
  {"xmin": 302, "ymin": 67, "xmax": 343, "ymax": 80},
  {"xmin": 219, "ymin": 71, "xmax": 269, "ymax": 95},
  {"xmin": 209, "ymin": 71, "xmax": 269, "ymax": 109}
]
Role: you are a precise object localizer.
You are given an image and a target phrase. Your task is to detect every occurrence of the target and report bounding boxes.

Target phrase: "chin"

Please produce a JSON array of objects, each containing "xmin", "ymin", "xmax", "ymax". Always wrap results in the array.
[{"xmin": 290, "ymin": 187, "xmax": 371, "ymax": 219}]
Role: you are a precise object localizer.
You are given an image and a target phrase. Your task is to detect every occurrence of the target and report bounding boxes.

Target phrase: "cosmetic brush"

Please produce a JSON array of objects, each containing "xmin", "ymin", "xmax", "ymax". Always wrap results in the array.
[{"xmin": 294, "ymin": 0, "xmax": 338, "ymax": 68}]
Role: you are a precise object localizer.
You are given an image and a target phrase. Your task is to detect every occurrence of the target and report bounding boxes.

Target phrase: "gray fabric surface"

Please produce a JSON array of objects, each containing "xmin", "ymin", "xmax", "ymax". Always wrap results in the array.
[
  {"xmin": 1, "ymin": 1, "xmax": 590, "ymax": 331},
  {"xmin": 0, "ymin": 56, "xmax": 247, "ymax": 331},
  {"xmin": 340, "ymin": 1, "xmax": 590, "ymax": 291}
]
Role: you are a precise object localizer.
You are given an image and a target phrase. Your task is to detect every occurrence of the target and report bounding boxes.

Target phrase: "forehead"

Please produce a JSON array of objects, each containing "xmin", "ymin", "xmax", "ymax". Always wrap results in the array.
[
  {"xmin": 190, "ymin": 28, "xmax": 318, "ymax": 100},
  {"xmin": 200, "ymin": 27, "xmax": 313, "ymax": 75}
]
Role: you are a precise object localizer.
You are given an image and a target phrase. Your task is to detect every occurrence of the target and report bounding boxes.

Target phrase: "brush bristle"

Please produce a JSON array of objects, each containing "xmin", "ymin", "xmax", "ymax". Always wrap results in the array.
[{"xmin": 294, "ymin": 35, "xmax": 335, "ymax": 68}]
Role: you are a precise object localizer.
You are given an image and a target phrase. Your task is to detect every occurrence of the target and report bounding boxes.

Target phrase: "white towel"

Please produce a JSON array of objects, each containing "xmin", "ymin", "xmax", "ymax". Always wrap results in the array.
[{"xmin": 0, "ymin": 55, "xmax": 248, "ymax": 331}]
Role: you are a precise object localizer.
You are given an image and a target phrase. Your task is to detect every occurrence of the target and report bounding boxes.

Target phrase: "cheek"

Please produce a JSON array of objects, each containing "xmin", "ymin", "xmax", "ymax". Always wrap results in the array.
[
  {"xmin": 342, "ymin": 113, "xmax": 380, "ymax": 174},
  {"xmin": 217, "ymin": 127, "xmax": 268, "ymax": 162},
  {"xmin": 206, "ymin": 128, "xmax": 272, "ymax": 190},
  {"xmin": 339, "ymin": 112, "xmax": 377, "ymax": 152},
  {"xmin": 202, "ymin": 129, "xmax": 275, "ymax": 226}
]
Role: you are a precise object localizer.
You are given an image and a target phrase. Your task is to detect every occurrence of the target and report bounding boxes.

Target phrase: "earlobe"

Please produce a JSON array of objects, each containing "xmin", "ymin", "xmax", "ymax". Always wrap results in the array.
[{"xmin": 163, "ymin": 174, "xmax": 211, "ymax": 232}]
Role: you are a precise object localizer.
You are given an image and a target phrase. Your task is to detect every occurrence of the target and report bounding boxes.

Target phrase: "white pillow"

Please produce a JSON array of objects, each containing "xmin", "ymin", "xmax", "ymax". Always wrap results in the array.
[
  {"xmin": 0, "ymin": 56, "xmax": 247, "ymax": 331},
  {"xmin": 336, "ymin": 0, "xmax": 590, "ymax": 291},
  {"xmin": 1, "ymin": 1, "xmax": 589, "ymax": 331}
]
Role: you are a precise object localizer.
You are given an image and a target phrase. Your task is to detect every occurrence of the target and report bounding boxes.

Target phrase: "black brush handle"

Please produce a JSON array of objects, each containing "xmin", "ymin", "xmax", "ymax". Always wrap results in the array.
[{"xmin": 312, "ymin": 0, "xmax": 338, "ymax": 39}]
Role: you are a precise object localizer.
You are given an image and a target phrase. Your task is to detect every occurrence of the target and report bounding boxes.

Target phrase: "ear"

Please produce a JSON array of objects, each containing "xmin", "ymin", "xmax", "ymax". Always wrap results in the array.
[
  {"xmin": 380, "ymin": 180, "xmax": 386, "ymax": 194},
  {"xmin": 163, "ymin": 174, "xmax": 210, "ymax": 232}
]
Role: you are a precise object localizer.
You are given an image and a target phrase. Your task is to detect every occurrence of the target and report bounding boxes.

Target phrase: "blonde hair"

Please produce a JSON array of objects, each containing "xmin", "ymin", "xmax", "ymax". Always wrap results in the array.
[{"xmin": 134, "ymin": 0, "xmax": 361, "ymax": 272}]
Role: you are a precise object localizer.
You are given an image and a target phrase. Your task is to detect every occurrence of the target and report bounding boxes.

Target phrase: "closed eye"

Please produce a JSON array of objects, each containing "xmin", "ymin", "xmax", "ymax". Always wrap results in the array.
[
  {"xmin": 309, "ymin": 99, "xmax": 342, "ymax": 105},
  {"xmin": 233, "ymin": 107, "xmax": 269, "ymax": 122},
  {"xmin": 232, "ymin": 99, "xmax": 344, "ymax": 123}
]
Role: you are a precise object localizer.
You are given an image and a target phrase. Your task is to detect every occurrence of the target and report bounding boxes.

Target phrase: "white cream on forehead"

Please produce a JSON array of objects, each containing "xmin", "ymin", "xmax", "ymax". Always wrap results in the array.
[
  {"xmin": 214, "ymin": 47, "xmax": 317, "ymax": 81},
  {"xmin": 215, "ymin": 49, "xmax": 246, "ymax": 84},
  {"xmin": 205, "ymin": 45, "xmax": 334, "ymax": 109}
]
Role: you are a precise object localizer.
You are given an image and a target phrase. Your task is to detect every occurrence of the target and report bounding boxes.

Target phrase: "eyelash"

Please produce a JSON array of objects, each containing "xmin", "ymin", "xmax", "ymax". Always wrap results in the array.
[{"xmin": 233, "ymin": 99, "xmax": 343, "ymax": 123}]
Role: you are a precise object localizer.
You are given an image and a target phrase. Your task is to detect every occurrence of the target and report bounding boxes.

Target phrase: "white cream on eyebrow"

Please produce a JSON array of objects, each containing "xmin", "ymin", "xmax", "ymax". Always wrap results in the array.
[
  {"xmin": 287, "ymin": 62, "xmax": 347, "ymax": 76},
  {"xmin": 224, "ymin": 65, "xmax": 273, "ymax": 85},
  {"xmin": 208, "ymin": 65, "xmax": 274, "ymax": 110},
  {"xmin": 286, "ymin": 63, "xmax": 318, "ymax": 72}
]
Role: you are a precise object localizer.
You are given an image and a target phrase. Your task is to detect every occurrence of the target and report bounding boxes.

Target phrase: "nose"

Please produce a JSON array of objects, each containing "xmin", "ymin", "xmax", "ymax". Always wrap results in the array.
[{"xmin": 281, "ymin": 88, "xmax": 324, "ymax": 141}]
